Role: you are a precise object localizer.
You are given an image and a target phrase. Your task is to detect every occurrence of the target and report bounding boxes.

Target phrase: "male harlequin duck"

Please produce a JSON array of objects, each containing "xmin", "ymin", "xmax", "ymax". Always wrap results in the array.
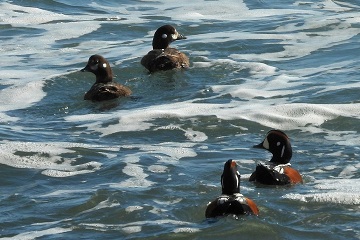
[
  {"xmin": 205, "ymin": 160, "xmax": 259, "ymax": 218},
  {"xmin": 249, "ymin": 130, "xmax": 303, "ymax": 185},
  {"xmin": 141, "ymin": 25, "xmax": 189, "ymax": 72},
  {"xmin": 81, "ymin": 55, "xmax": 132, "ymax": 101}
]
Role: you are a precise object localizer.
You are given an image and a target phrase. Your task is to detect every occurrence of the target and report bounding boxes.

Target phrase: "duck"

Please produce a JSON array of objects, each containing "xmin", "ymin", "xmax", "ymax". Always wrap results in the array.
[
  {"xmin": 141, "ymin": 25, "xmax": 189, "ymax": 72},
  {"xmin": 249, "ymin": 130, "xmax": 303, "ymax": 185},
  {"xmin": 81, "ymin": 55, "xmax": 132, "ymax": 101},
  {"xmin": 205, "ymin": 159, "xmax": 259, "ymax": 218}
]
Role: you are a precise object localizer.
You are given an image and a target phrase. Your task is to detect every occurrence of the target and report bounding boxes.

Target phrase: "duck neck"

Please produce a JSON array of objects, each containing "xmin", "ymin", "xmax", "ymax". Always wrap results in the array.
[
  {"xmin": 95, "ymin": 68, "xmax": 113, "ymax": 84},
  {"xmin": 270, "ymin": 154, "xmax": 291, "ymax": 165},
  {"xmin": 96, "ymin": 75, "xmax": 112, "ymax": 84}
]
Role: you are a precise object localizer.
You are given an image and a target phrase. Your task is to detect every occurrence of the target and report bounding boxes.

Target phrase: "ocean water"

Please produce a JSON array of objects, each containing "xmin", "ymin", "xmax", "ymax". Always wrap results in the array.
[{"xmin": 0, "ymin": 0, "xmax": 359, "ymax": 239}]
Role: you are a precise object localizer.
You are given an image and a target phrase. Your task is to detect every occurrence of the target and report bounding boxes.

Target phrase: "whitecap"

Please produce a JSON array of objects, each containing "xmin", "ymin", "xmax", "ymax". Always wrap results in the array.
[{"xmin": 283, "ymin": 178, "xmax": 360, "ymax": 205}]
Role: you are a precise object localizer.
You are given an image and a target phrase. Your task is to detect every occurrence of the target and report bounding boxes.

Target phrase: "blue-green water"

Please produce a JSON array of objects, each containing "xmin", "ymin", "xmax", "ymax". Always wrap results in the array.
[{"xmin": 0, "ymin": 0, "xmax": 359, "ymax": 239}]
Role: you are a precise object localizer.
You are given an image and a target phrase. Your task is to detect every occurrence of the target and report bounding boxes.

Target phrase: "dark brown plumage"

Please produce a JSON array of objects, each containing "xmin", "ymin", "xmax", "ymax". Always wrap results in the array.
[
  {"xmin": 141, "ymin": 25, "xmax": 189, "ymax": 73},
  {"xmin": 81, "ymin": 55, "xmax": 132, "ymax": 101}
]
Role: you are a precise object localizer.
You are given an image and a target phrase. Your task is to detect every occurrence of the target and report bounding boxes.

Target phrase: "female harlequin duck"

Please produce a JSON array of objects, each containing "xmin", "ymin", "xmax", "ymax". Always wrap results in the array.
[
  {"xmin": 81, "ymin": 55, "xmax": 132, "ymax": 101},
  {"xmin": 249, "ymin": 130, "xmax": 303, "ymax": 185},
  {"xmin": 205, "ymin": 159, "xmax": 259, "ymax": 218},
  {"xmin": 141, "ymin": 25, "xmax": 189, "ymax": 72}
]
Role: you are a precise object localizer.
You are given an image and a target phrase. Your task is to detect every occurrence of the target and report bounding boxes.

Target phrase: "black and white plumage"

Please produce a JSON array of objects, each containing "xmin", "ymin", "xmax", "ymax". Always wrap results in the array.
[
  {"xmin": 250, "ymin": 130, "xmax": 303, "ymax": 185},
  {"xmin": 205, "ymin": 160, "xmax": 259, "ymax": 218}
]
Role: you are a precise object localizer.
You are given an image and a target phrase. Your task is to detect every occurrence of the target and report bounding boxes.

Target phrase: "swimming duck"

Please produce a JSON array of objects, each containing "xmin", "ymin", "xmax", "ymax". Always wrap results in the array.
[
  {"xmin": 205, "ymin": 159, "xmax": 259, "ymax": 218},
  {"xmin": 81, "ymin": 55, "xmax": 132, "ymax": 101},
  {"xmin": 141, "ymin": 25, "xmax": 189, "ymax": 72},
  {"xmin": 249, "ymin": 130, "xmax": 303, "ymax": 185}
]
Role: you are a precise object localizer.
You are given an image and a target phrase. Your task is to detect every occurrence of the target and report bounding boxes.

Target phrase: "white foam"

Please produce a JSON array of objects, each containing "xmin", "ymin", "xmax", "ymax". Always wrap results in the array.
[
  {"xmin": 155, "ymin": 124, "xmax": 208, "ymax": 142},
  {"xmin": 324, "ymin": 131, "xmax": 360, "ymax": 146},
  {"xmin": 0, "ymin": 3, "xmax": 67, "ymax": 26},
  {"xmin": 148, "ymin": 165, "xmax": 168, "ymax": 173},
  {"xmin": 338, "ymin": 165, "xmax": 359, "ymax": 178},
  {"xmin": 284, "ymin": 192, "xmax": 360, "ymax": 205},
  {"xmin": 80, "ymin": 219, "xmax": 192, "ymax": 232},
  {"xmin": 0, "ymin": 227, "xmax": 71, "ymax": 240},
  {"xmin": 40, "ymin": 189, "xmax": 89, "ymax": 197},
  {"xmin": 66, "ymin": 98, "xmax": 360, "ymax": 136},
  {"xmin": 230, "ymin": 11, "xmax": 360, "ymax": 62},
  {"xmin": 125, "ymin": 206, "xmax": 144, "ymax": 213},
  {"xmin": 107, "ymin": 142, "xmax": 197, "ymax": 189},
  {"xmin": 0, "ymin": 81, "xmax": 46, "ymax": 123},
  {"xmin": 283, "ymin": 178, "xmax": 360, "ymax": 205},
  {"xmin": 122, "ymin": 226, "xmax": 142, "ymax": 234},
  {"xmin": 118, "ymin": 156, "xmax": 154, "ymax": 188},
  {"xmin": 41, "ymin": 162, "xmax": 101, "ymax": 178},
  {"xmin": 0, "ymin": 141, "xmax": 108, "ymax": 177},
  {"xmin": 173, "ymin": 227, "xmax": 201, "ymax": 233},
  {"xmin": 153, "ymin": 198, "xmax": 182, "ymax": 205},
  {"xmin": 79, "ymin": 199, "xmax": 121, "ymax": 215}
]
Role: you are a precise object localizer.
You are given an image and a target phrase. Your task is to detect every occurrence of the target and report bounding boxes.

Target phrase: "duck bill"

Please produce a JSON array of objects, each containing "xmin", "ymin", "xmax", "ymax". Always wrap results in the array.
[
  {"xmin": 253, "ymin": 142, "xmax": 265, "ymax": 149},
  {"xmin": 176, "ymin": 33, "xmax": 187, "ymax": 40},
  {"xmin": 81, "ymin": 65, "xmax": 90, "ymax": 72},
  {"xmin": 172, "ymin": 31, "xmax": 186, "ymax": 41}
]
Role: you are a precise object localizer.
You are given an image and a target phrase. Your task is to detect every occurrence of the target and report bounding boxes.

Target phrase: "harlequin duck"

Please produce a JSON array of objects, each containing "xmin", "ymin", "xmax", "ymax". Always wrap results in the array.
[
  {"xmin": 205, "ymin": 160, "xmax": 259, "ymax": 218},
  {"xmin": 249, "ymin": 130, "xmax": 303, "ymax": 185},
  {"xmin": 81, "ymin": 55, "xmax": 132, "ymax": 101},
  {"xmin": 141, "ymin": 25, "xmax": 189, "ymax": 72}
]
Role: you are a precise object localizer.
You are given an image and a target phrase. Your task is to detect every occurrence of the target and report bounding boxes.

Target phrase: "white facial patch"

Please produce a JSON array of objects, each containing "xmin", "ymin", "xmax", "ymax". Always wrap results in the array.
[
  {"xmin": 102, "ymin": 63, "xmax": 107, "ymax": 68},
  {"xmin": 236, "ymin": 171, "xmax": 240, "ymax": 188},
  {"xmin": 263, "ymin": 137, "xmax": 270, "ymax": 149},
  {"xmin": 281, "ymin": 145, "xmax": 285, "ymax": 158},
  {"xmin": 162, "ymin": 33, "xmax": 167, "ymax": 39},
  {"xmin": 171, "ymin": 33, "xmax": 177, "ymax": 40}
]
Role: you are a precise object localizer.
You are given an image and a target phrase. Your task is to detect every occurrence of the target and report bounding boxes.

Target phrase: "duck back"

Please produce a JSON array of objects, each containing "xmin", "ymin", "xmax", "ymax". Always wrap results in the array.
[
  {"xmin": 141, "ymin": 48, "xmax": 189, "ymax": 72},
  {"xmin": 84, "ymin": 82, "xmax": 132, "ymax": 101}
]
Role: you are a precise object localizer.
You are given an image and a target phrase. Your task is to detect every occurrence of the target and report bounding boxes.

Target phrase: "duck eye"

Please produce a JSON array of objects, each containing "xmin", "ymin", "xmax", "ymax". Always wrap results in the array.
[
  {"xmin": 277, "ymin": 142, "xmax": 281, "ymax": 146},
  {"xmin": 161, "ymin": 33, "xmax": 167, "ymax": 39}
]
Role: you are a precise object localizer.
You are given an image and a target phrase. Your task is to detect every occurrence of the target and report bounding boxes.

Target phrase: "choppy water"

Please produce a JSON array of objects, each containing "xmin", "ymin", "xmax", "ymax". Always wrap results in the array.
[{"xmin": 0, "ymin": 0, "xmax": 359, "ymax": 239}]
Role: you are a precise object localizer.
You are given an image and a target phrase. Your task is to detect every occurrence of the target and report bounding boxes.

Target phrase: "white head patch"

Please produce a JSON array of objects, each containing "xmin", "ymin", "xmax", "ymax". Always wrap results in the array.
[
  {"xmin": 235, "ymin": 171, "xmax": 240, "ymax": 188},
  {"xmin": 281, "ymin": 145, "xmax": 285, "ymax": 158},
  {"xmin": 102, "ymin": 63, "xmax": 107, "ymax": 68},
  {"xmin": 263, "ymin": 137, "xmax": 270, "ymax": 149},
  {"xmin": 162, "ymin": 33, "xmax": 167, "ymax": 39},
  {"xmin": 171, "ymin": 33, "xmax": 177, "ymax": 40}
]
